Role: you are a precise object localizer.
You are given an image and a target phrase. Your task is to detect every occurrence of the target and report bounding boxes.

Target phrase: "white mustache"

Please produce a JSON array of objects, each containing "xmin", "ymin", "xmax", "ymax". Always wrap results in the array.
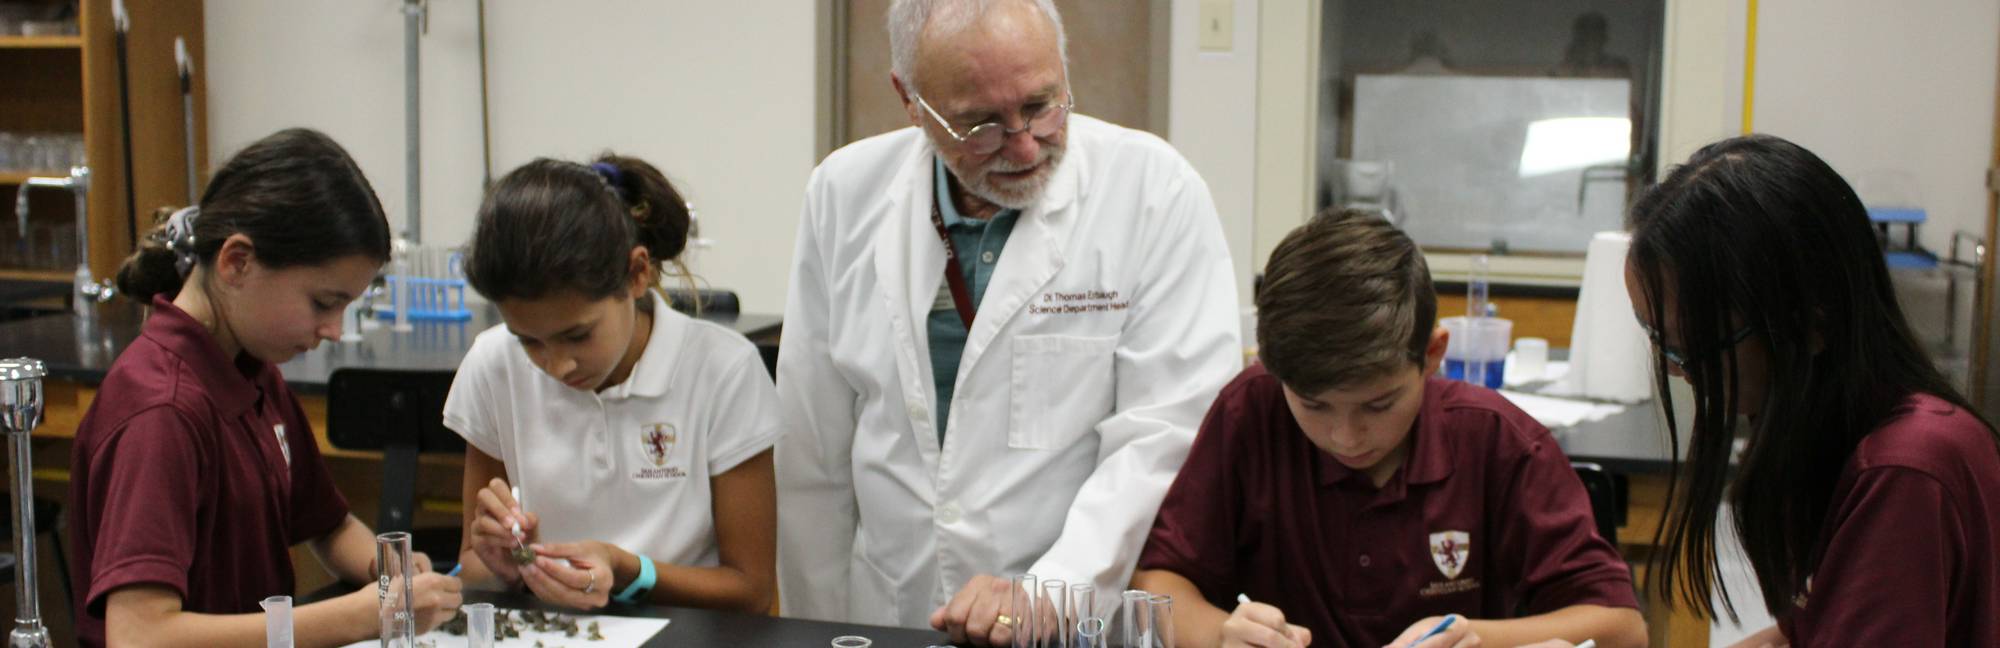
[{"xmin": 985, "ymin": 152, "xmax": 1048, "ymax": 173}]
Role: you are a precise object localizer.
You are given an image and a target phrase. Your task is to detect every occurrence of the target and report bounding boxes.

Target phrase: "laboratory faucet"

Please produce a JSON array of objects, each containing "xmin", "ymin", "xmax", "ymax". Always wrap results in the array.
[
  {"xmin": 0, "ymin": 358, "xmax": 50, "ymax": 648},
  {"xmin": 15, "ymin": 167, "xmax": 115, "ymax": 316}
]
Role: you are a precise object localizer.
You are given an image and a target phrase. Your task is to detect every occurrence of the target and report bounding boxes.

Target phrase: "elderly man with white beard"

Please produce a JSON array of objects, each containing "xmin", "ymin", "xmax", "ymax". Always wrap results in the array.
[{"xmin": 774, "ymin": 0, "xmax": 1242, "ymax": 645}]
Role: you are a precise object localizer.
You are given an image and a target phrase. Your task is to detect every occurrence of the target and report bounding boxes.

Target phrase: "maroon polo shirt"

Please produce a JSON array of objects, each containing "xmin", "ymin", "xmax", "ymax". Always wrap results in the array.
[
  {"xmin": 1776, "ymin": 392, "xmax": 2000, "ymax": 646},
  {"xmin": 68, "ymin": 296, "xmax": 350, "ymax": 647},
  {"xmin": 1138, "ymin": 365, "xmax": 1636, "ymax": 647}
]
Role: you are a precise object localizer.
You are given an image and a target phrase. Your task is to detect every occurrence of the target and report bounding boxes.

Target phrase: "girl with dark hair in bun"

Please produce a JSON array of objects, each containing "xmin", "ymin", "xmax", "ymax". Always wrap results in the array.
[
  {"xmin": 446, "ymin": 155, "xmax": 778, "ymax": 614},
  {"xmin": 70, "ymin": 128, "xmax": 464, "ymax": 648}
]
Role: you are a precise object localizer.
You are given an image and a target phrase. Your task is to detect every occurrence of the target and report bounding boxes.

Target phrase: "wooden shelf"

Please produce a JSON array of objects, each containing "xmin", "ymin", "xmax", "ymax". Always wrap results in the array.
[
  {"xmin": 0, "ymin": 268, "xmax": 73, "ymax": 282},
  {"xmin": 0, "ymin": 35, "xmax": 83, "ymax": 49},
  {"xmin": 0, "ymin": 171, "xmax": 70, "ymax": 185}
]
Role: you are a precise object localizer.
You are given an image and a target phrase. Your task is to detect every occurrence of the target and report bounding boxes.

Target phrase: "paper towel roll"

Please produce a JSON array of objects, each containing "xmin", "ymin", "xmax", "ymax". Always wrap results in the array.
[{"xmin": 1549, "ymin": 231, "xmax": 1653, "ymax": 403}]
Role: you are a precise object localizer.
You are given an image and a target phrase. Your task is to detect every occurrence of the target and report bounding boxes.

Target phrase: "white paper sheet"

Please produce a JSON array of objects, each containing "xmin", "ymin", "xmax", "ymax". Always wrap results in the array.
[
  {"xmin": 1498, "ymin": 389, "xmax": 1627, "ymax": 429},
  {"xmin": 343, "ymin": 613, "xmax": 669, "ymax": 648}
]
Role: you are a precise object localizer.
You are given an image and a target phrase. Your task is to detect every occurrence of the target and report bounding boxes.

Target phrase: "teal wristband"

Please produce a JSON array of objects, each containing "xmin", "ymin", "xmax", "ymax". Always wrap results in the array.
[{"xmin": 615, "ymin": 554, "xmax": 656, "ymax": 604}]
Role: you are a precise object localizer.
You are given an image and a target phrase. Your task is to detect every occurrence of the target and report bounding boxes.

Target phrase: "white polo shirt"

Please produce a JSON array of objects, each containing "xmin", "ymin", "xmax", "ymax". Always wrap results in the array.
[{"xmin": 443, "ymin": 290, "xmax": 782, "ymax": 568}]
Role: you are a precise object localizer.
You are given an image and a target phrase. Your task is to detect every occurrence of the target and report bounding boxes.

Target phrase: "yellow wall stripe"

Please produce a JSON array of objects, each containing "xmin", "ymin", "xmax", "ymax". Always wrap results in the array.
[{"xmin": 1742, "ymin": 0, "xmax": 1759, "ymax": 134}]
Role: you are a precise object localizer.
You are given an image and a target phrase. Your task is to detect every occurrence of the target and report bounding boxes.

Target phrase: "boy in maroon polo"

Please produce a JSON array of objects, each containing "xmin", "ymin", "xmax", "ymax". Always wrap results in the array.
[{"xmin": 1134, "ymin": 209, "xmax": 1645, "ymax": 648}]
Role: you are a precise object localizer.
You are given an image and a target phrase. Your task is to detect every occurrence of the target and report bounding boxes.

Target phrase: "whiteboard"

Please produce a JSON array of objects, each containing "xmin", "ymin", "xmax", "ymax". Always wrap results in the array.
[{"xmin": 1351, "ymin": 75, "xmax": 1632, "ymax": 253}]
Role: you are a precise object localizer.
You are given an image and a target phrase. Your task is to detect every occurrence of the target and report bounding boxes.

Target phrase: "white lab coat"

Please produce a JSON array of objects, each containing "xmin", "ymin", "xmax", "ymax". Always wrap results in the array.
[{"xmin": 775, "ymin": 115, "xmax": 1242, "ymax": 627}]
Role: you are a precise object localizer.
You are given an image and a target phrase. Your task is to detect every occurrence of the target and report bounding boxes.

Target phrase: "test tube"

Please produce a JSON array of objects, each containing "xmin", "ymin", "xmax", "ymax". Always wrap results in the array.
[
  {"xmin": 1067, "ymin": 583, "xmax": 1096, "ymax": 646},
  {"xmin": 1466, "ymin": 253, "xmax": 1491, "ymax": 386},
  {"xmin": 1011, "ymin": 574, "xmax": 1039, "ymax": 648},
  {"xmin": 1041, "ymin": 579, "xmax": 1069, "ymax": 648},
  {"xmin": 391, "ymin": 242, "xmax": 412, "ymax": 332},
  {"xmin": 376, "ymin": 531, "xmax": 416, "ymax": 647},
  {"xmin": 1146, "ymin": 594, "xmax": 1175, "ymax": 648},
  {"xmin": 1075, "ymin": 617, "xmax": 1108, "ymax": 648},
  {"xmin": 261, "ymin": 595, "xmax": 293, "ymax": 648},
  {"xmin": 1119, "ymin": 590, "xmax": 1151, "ymax": 648},
  {"xmin": 462, "ymin": 603, "xmax": 496, "ymax": 648}
]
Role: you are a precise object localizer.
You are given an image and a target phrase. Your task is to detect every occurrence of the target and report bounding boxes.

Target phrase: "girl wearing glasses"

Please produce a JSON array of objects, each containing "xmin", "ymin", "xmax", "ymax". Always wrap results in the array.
[
  {"xmin": 445, "ymin": 155, "xmax": 779, "ymax": 613},
  {"xmin": 1624, "ymin": 134, "xmax": 2000, "ymax": 646}
]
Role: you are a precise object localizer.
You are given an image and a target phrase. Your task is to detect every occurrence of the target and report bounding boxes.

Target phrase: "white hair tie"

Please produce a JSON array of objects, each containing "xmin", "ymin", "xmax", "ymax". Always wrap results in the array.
[{"xmin": 162, "ymin": 206, "xmax": 200, "ymax": 276}]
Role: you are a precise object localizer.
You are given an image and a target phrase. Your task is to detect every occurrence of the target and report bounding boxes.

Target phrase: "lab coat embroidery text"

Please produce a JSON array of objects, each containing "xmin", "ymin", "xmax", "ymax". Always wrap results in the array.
[{"xmin": 1030, "ymin": 289, "xmax": 1129, "ymax": 315}]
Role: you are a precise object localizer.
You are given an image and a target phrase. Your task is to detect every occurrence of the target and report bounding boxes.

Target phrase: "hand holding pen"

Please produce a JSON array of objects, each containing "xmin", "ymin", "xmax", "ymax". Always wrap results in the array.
[
  {"xmin": 1221, "ymin": 594, "xmax": 1312, "ymax": 648},
  {"xmin": 1385, "ymin": 614, "xmax": 1476, "ymax": 648}
]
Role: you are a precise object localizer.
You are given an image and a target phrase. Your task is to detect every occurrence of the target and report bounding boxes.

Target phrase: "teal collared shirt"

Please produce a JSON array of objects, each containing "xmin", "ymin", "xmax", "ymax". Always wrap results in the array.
[{"xmin": 927, "ymin": 156, "xmax": 1020, "ymax": 440}]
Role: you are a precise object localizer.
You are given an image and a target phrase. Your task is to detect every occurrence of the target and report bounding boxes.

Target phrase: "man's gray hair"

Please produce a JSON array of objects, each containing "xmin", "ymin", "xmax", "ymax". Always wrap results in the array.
[{"xmin": 887, "ymin": 0, "xmax": 1068, "ymax": 90}]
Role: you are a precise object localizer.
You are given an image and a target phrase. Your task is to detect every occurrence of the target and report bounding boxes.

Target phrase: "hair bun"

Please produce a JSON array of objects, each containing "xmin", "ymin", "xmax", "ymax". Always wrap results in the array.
[{"xmin": 115, "ymin": 241, "xmax": 187, "ymax": 304}]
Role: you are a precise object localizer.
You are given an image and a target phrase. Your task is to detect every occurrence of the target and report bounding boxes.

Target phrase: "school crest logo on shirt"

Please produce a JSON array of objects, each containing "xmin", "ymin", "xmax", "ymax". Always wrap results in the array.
[
  {"xmin": 1429, "ymin": 530, "xmax": 1470, "ymax": 580},
  {"xmin": 633, "ymin": 423, "xmax": 687, "ymax": 480},
  {"xmin": 640, "ymin": 424, "xmax": 676, "ymax": 466}
]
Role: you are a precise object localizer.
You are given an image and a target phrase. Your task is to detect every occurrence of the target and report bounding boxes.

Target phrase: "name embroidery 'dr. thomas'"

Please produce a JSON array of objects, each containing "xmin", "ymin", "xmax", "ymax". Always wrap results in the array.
[
  {"xmin": 635, "ymin": 423, "xmax": 687, "ymax": 480},
  {"xmin": 1029, "ymin": 289, "xmax": 1129, "ymax": 316}
]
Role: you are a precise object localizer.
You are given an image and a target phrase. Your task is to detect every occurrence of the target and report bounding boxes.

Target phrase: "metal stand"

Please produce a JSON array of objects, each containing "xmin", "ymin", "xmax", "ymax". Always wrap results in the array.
[
  {"xmin": 0, "ymin": 358, "xmax": 50, "ymax": 648},
  {"xmin": 402, "ymin": 0, "xmax": 428, "ymax": 244}
]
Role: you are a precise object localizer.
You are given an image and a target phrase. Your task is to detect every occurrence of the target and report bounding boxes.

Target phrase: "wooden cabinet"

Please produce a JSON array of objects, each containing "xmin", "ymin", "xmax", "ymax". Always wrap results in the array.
[{"xmin": 1, "ymin": 0, "xmax": 205, "ymax": 286}]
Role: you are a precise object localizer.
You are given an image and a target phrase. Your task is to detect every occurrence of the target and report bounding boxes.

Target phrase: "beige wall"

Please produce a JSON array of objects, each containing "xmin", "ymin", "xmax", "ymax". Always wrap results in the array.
[
  {"xmin": 1252, "ymin": 0, "xmax": 1318, "ymax": 279},
  {"xmin": 838, "ymin": 0, "xmax": 1165, "ymax": 147},
  {"xmin": 1168, "ymin": 0, "xmax": 1261, "ymax": 306},
  {"xmin": 206, "ymin": 1, "xmax": 1229, "ymax": 313},
  {"xmin": 206, "ymin": 1, "xmax": 1998, "ymax": 319},
  {"xmin": 206, "ymin": 1, "xmax": 819, "ymax": 314},
  {"xmin": 1754, "ymin": 0, "xmax": 1997, "ymax": 255}
]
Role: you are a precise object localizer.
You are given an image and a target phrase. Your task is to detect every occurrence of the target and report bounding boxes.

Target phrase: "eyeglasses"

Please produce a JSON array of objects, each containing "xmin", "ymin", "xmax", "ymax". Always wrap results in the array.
[
  {"xmin": 1642, "ymin": 323, "xmax": 1755, "ymax": 372},
  {"xmin": 911, "ymin": 89, "xmax": 1075, "ymax": 156}
]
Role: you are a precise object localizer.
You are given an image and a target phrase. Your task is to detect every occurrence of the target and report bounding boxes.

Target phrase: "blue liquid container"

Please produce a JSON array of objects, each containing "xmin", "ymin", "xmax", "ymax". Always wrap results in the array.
[{"xmin": 1444, "ymin": 357, "xmax": 1507, "ymax": 389}]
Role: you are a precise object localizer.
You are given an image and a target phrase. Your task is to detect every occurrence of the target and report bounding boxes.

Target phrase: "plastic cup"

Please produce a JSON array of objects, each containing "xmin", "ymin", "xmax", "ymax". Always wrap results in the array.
[
  {"xmin": 1514, "ymin": 337, "xmax": 1550, "ymax": 381},
  {"xmin": 260, "ymin": 595, "xmax": 293, "ymax": 648},
  {"xmin": 1441, "ymin": 316, "xmax": 1513, "ymax": 389},
  {"xmin": 462, "ymin": 602, "xmax": 496, "ymax": 648}
]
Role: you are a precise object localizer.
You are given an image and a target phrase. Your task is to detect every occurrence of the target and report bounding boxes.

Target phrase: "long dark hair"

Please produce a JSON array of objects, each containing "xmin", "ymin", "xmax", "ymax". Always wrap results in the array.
[
  {"xmin": 1630, "ymin": 134, "xmax": 1998, "ymax": 619},
  {"xmin": 116, "ymin": 128, "xmax": 392, "ymax": 302},
  {"xmin": 463, "ymin": 154, "xmax": 693, "ymax": 303}
]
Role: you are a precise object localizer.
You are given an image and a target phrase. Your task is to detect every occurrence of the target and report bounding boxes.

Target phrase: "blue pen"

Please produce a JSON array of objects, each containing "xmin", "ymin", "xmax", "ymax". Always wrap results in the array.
[
  {"xmin": 445, "ymin": 563, "xmax": 463, "ymax": 577},
  {"xmin": 1412, "ymin": 614, "xmax": 1458, "ymax": 644}
]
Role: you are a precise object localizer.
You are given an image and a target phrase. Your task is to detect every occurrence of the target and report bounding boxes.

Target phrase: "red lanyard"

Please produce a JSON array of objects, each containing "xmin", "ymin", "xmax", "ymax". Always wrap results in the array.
[{"xmin": 929, "ymin": 198, "xmax": 977, "ymax": 329}]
